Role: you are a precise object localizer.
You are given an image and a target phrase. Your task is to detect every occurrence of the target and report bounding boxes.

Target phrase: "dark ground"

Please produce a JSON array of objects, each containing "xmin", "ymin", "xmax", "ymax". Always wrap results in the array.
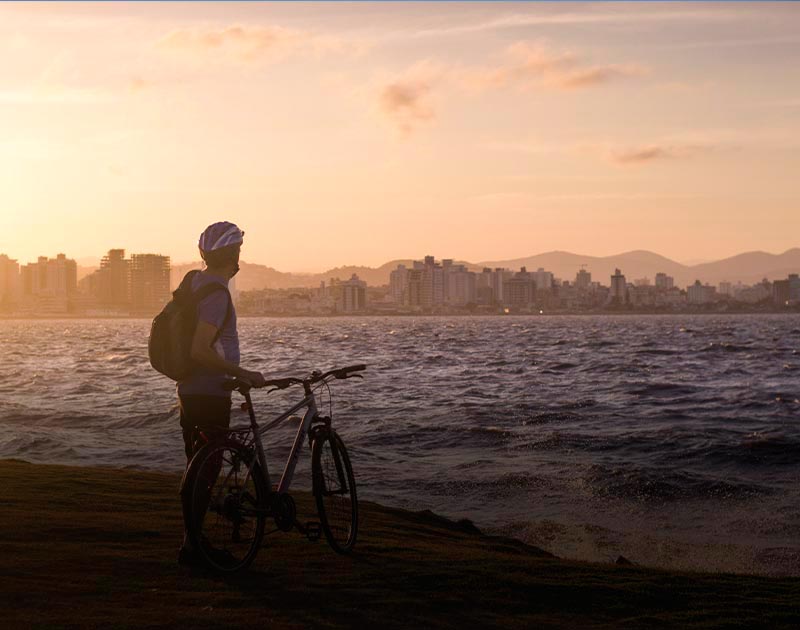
[{"xmin": 1, "ymin": 459, "xmax": 798, "ymax": 629}]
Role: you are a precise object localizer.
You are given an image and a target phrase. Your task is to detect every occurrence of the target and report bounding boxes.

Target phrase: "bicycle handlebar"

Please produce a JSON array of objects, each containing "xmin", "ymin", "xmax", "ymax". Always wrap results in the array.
[
  {"xmin": 222, "ymin": 364, "xmax": 366, "ymax": 393},
  {"xmin": 314, "ymin": 364, "xmax": 366, "ymax": 384}
]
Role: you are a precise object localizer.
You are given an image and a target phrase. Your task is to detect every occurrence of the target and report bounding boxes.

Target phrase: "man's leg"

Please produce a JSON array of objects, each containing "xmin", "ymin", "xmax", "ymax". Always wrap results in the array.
[{"xmin": 178, "ymin": 395, "xmax": 232, "ymax": 559}]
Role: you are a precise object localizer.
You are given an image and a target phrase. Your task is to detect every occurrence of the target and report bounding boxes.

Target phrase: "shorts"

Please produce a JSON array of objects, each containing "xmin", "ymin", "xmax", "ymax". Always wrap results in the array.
[{"xmin": 179, "ymin": 394, "xmax": 232, "ymax": 461}]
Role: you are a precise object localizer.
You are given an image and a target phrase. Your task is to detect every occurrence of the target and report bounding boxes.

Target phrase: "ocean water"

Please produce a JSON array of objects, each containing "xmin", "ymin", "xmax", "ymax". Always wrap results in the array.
[{"xmin": 1, "ymin": 315, "xmax": 799, "ymax": 576}]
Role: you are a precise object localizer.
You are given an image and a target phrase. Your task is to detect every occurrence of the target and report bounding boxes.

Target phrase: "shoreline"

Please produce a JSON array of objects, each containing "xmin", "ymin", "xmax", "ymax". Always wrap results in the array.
[
  {"xmin": 2, "ymin": 459, "xmax": 799, "ymax": 628},
  {"xmin": 2, "ymin": 310, "xmax": 799, "ymax": 321}
]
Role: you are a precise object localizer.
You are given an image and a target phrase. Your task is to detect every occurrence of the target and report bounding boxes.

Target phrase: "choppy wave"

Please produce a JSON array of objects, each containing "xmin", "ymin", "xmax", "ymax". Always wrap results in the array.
[
  {"xmin": 1, "ymin": 314, "xmax": 799, "ymax": 575},
  {"xmin": 583, "ymin": 464, "xmax": 767, "ymax": 503}
]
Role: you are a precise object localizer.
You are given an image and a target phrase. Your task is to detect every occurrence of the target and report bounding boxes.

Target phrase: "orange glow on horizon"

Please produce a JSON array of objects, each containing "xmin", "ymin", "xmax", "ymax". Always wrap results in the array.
[{"xmin": 1, "ymin": 2, "xmax": 799, "ymax": 272}]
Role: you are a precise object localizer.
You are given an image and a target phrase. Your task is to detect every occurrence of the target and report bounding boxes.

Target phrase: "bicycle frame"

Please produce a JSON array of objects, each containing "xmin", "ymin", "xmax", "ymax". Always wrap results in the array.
[
  {"xmin": 240, "ymin": 388, "xmax": 320, "ymax": 496},
  {"xmin": 186, "ymin": 366, "xmax": 363, "ymax": 569}
]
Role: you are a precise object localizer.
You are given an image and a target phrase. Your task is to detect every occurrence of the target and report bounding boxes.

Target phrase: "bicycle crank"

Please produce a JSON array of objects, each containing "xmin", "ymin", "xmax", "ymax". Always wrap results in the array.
[{"xmin": 272, "ymin": 493, "xmax": 296, "ymax": 532}]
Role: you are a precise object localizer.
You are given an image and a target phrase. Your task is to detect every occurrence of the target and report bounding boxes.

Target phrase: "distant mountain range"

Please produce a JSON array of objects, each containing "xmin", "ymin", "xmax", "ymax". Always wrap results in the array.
[
  {"xmin": 76, "ymin": 249, "xmax": 800, "ymax": 291},
  {"xmin": 474, "ymin": 249, "xmax": 800, "ymax": 287}
]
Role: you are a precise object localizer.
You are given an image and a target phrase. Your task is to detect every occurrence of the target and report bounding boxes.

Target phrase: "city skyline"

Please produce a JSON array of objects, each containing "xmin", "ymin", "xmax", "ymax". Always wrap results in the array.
[
  {"xmin": 3, "ymin": 246, "xmax": 799, "ymax": 316},
  {"xmin": 1, "ymin": 3, "xmax": 799, "ymax": 270},
  {"xmin": 4, "ymin": 242, "xmax": 800, "ymax": 295}
]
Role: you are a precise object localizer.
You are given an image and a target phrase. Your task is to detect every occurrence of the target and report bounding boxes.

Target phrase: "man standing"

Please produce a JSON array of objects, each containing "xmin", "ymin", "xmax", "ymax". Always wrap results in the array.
[{"xmin": 177, "ymin": 221, "xmax": 265, "ymax": 563}]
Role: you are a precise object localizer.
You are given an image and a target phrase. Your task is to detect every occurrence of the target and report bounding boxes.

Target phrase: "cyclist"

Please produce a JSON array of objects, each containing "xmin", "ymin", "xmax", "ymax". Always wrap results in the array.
[{"xmin": 177, "ymin": 220, "xmax": 266, "ymax": 565}]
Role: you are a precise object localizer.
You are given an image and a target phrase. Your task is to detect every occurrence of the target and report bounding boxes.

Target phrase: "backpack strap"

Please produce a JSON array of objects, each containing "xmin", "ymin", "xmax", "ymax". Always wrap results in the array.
[
  {"xmin": 173, "ymin": 269, "xmax": 202, "ymax": 299},
  {"xmin": 182, "ymin": 269, "xmax": 202, "ymax": 287},
  {"xmin": 190, "ymin": 281, "xmax": 233, "ymax": 344}
]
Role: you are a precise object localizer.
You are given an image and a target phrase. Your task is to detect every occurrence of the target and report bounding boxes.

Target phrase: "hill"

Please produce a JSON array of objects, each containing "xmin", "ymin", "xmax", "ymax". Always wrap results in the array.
[
  {"xmin": 478, "ymin": 250, "xmax": 690, "ymax": 285},
  {"xmin": 689, "ymin": 249, "xmax": 800, "ymax": 285},
  {"xmin": 170, "ymin": 261, "xmax": 308, "ymax": 292},
  {"xmin": 165, "ymin": 248, "xmax": 800, "ymax": 291}
]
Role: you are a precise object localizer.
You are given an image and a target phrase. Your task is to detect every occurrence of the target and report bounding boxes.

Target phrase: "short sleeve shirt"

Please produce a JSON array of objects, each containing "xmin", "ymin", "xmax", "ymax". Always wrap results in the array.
[{"xmin": 177, "ymin": 271, "xmax": 240, "ymax": 398}]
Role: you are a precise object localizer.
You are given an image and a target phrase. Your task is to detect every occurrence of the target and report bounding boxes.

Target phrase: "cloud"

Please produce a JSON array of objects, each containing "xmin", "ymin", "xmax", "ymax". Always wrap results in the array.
[
  {"xmin": 486, "ymin": 137, "xmax": 723, "ymax": 166},
  {"xmin": 554, "ymin": 65, "xmax": 643, "ymax": 89},
  {"xmin": 157, "ymin": 24, "xmax": 364, "ymax": 64},
  {"xmin": 459, "ymin": 42, "xmax": 646, "ymax": 92},
  {"xmin": 607, "ymin": 143, "xmax": 712, "ymax": 165},
  {"xmin": 376, "ymin": 43, "xmax": 644, "ymax": 134},
  {"xmin": 376, "ymin": 61, "xmax": 444, "ymax": 134},
  {"xmin": 409, "ymin": 8, "xmax": 746, "ymax": 39},
  {"xmin": 159, "ymin": 24, "xmax": 295, "ymax": 61},
  {"xmin": 379, "ymin": 81, "xmax": 435, "ymax": 133}
]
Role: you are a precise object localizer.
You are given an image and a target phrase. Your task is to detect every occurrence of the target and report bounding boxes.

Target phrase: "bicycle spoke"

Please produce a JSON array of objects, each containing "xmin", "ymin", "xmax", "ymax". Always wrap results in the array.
[{"xmin": 189, "ymin": 441, "xmax": 266, "ymax": 572}]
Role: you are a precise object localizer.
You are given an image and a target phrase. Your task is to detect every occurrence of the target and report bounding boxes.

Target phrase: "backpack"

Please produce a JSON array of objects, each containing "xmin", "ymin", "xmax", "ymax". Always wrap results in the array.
[{"xmin": 148, "ymin": 270, "xmax": 232, "ymax": 381}]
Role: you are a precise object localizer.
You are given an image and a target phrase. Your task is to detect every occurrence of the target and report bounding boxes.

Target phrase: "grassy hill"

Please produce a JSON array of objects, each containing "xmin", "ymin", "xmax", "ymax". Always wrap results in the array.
[{"xmin": 3, "ymin": 459, "xmax": 798, "ymax": 629}]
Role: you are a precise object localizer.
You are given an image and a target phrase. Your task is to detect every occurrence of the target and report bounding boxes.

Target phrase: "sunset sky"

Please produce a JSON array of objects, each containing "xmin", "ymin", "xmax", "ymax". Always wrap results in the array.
[{"xmin": 1, "ymin": 2, "xmax": 799, "ymax": 271}]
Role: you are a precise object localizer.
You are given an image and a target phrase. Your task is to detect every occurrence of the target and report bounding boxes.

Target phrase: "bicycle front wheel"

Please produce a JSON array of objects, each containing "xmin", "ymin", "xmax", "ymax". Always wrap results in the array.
[
  {"xmin": 188, "ymin": 439, "xmax": 267, "ymax": 573},
  {"xmin": 312, "ymin": 429, "xmax": 358, "ymax": 553}
]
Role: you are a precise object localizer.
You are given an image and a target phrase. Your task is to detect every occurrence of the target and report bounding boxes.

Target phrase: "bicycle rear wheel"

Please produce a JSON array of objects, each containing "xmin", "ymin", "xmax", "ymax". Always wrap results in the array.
[
  {"xmin": 188, "ymin": 439, "xmax": 266, "ymax": 572},
  {"xmin": 312, "ymin": 429, "xmax": 358, "ymax": 553}
]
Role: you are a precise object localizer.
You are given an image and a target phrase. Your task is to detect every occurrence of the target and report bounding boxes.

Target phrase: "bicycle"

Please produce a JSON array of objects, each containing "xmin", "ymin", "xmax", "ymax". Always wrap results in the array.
[{"xmin": 180, "ymin": 364, "xmax": 365, "ymax": 573}]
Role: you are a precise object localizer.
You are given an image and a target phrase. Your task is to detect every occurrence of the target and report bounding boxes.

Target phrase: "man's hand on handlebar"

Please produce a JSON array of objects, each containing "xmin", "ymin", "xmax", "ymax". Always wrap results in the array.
[
  {"xmin": 267, "ymin": 378, "xmax": 297, "ymax": 390},
  {"xmin": 238, "ymin": 370, "xmax": 266, "ymax": 388}
]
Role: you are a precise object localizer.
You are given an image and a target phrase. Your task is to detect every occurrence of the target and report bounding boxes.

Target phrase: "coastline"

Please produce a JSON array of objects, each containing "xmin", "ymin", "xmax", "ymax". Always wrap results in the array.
[
  {"xmin": 2, "ymin": 309, "xmax": 799, "ymax": 321},
  {"xmin": 2, "ymin": 459, "xmax": 799, "ymax": 629}
]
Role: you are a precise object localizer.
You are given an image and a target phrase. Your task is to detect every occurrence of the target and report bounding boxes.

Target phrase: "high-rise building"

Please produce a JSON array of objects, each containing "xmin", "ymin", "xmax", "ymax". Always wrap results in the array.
[
  {"xmin": 19, "ymin": 254, "xmax": 77, "ymax": 296},
  {"xmin": 21, "ymin": 258, "xmax": 44, "ymax": 295},
  {"xmin": 774, "ymin": 274, "xmax": 800, "ymax": 306},
  {"xmin": 504, "ymin": 267, "xmax": 535, "ymax": 307},
  {"xmin": 339, "ymin": 274, "xmax": 367, "ymax": 312},
  {"xmin": 655, "ymin": 273, "xmax": 674, "ymax": 290},
  {"xmin": 487, "ymin": 268, "xmax": 512, "ymax": 303},
  {"xmin": 50, "ymin": 254, "xmax": 77, "ymax": 295},
  {"xmin": 610, "ymin": 268, "xmax": 627, "ymax": 304},
  {"xmin": 18, "ymin": 254, "xmax": 77, "ymax": 313},
  {"xmin": 0, "ymin": 254, "xmax": 20, "ymax": 309},
  {"xmin": 737, "ymin": 281, "xmax": 770, "ymax": 304},
  {"xmin": 97, "ymin": 249, "xmax": 131, "ymax": 308},
  {"xmin": 405, "ymin": 269, "xmax": 423, "ymax": 307},
  {"xmin": 533, "ymin": 268, "xmax": 553, "ymax": 291},
  {"xmin": 477, "ymin": 267, "xmax": 491, "ymax": 291},
  {"xmin": 575, "ymin": 268, "xmax": 592, "ymax": 290},
  {"xmin": 445, "ymin": 264, "xmax": 476, "ymax": 306},
  {"xmin": 441, "ymin": 259, "xmax": 454, "ymax": 303},
  {"xmin": 420, "ymin": 255, "xmax": 444, "ymax": 308},
  {"xmin": 687, "ymin": 280, "xmax": 717, "ymax": 304},
  {"xmin": 773, "ymin": 279, "xmax": 790, "ymax": 306},
  {"xmin": 130, "ymin": 254, "xmax": 171, "ymax": 313},
  {"xmin": 389, "ymin": 264, "xmax": 408, "ymax": 303},
  {"xmin": 789, "ymin": 274, "xmax": 800, "ymax": 303}
]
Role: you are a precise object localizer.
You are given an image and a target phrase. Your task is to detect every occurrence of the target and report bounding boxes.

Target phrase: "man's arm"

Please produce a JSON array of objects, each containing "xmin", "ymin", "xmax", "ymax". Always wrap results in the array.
[{"xmin": 190, "ymin": 320, "xmax": 266, "ymax": 387}]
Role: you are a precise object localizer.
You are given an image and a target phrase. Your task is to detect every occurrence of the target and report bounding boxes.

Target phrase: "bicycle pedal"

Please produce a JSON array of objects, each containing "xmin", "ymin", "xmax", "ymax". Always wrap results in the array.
[{"xmin": 305, "ymin": 521, "xmax": 321, "ymax": 542}]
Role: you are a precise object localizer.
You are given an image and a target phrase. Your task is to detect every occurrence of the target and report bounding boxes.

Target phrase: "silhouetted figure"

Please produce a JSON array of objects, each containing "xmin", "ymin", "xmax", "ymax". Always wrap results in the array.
[{"xmin": 174, "ymin": 221, "xmax": 266, "ymax": 565}]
